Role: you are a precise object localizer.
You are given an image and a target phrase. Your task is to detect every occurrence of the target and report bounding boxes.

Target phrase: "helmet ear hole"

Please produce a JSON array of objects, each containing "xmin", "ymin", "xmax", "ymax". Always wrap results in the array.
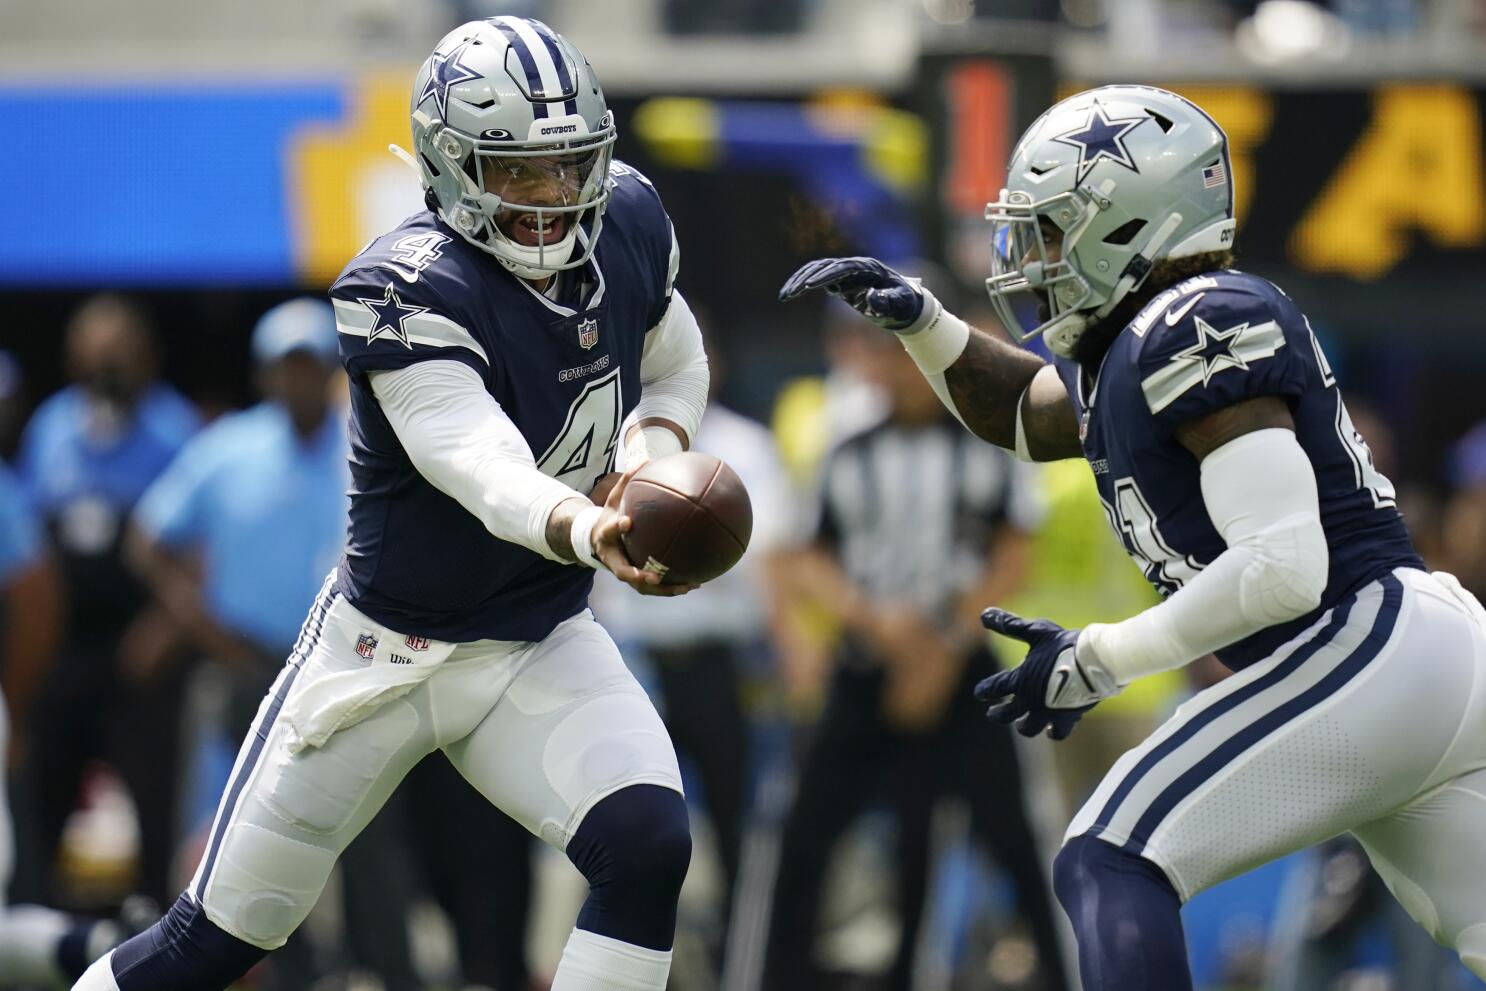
[{"xmin": 1103, "ymin": 219, "xmax": 1147, "ymax": 245}]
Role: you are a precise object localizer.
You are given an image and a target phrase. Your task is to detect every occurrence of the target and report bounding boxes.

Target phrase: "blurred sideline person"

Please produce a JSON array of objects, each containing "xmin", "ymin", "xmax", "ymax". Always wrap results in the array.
[
  {"xmin": 77, "ymin": 18, "xmax": 710, "ymax": 991},
  {"xmin": 592, "ymin": 368, "xmax": 794, "ymax": 969},
  {"xmin": 16, "ymin": 295, "xmax": 199, "ymax": 907},
  {"xmin": 782, "ymin": 85, "xmax": 1486, "ymax": 989},
  {"xmin": 1442, "ymin": 419, "xmax": 1486, "ymax": 600},
  {"xmin": 0, "ymin": 462, "xmax": 131, "ymax": 983},
  {"xmin": 0, "ymin": 352, "xmax": 24, "ymax": 460},
  {"xmin": 762, "ymin": 330, "xmax": 1071, "ymax": 991},
  {"xmin": 126, "ymin": 301, "xmax": 420, "ymax": 989}
]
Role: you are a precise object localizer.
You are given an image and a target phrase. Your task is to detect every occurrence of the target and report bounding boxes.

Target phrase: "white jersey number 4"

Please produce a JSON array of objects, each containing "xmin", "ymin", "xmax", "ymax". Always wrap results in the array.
[{"xmin": 537, "ymin": 370, "xmax": 622, "ymax": 495}]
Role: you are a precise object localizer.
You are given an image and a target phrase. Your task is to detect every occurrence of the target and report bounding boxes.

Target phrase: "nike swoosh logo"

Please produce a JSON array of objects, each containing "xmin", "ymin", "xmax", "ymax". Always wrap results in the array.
[
  {"xmin": 1165, "ymin": 292, "xmax": 1207, "ymax": 326},
  {"xmin": 1050, "ymin": 669, "xmax": 1070, "ymax": 705}
]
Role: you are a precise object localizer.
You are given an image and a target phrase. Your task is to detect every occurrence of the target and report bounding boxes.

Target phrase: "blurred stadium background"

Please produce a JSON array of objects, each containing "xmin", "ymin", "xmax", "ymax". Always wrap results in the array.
[{"xmin": 2, "ymin": 0, "xmax": 1486, "ymax": 989}]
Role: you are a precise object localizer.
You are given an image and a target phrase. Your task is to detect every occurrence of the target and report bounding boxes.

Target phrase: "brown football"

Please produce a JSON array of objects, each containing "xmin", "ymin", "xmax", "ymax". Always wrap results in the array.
[{"xmin": 619, "ymin": 452, "xmax": 752, "ymax": 585}]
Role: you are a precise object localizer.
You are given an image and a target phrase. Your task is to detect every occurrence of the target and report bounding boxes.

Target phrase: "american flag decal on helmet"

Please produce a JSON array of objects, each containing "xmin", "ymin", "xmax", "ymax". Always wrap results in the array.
[{"xmin": 1202, "ymin": 161, "xmax": 1227, "ymax": 188}]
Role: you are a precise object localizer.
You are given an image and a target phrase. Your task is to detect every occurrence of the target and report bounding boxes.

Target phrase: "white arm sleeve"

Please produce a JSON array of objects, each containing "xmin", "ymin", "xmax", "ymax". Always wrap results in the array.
[
  {"xmin": 369, "ymin": 360, "xmax": 583, "ymax": 564},
  {"xmin": 896, "ymin": 290, "xmax": 972, "ymax": 432},
  {"xmin": 620, "ymin": 288, "xmax": 710, "ymax": 468},
  {"xmin": 1077, "ymin": 427, "xmax": 1329, "ymax": 688}
]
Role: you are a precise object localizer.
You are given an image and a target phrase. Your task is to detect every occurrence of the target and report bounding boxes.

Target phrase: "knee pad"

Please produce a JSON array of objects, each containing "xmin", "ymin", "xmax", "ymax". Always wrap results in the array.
[
  {"xmin": 200, "ymin": 823, "xmax": 337, "ymax": 948},
  {"xmin": 110, "ymin": 895, "xmax": 267, "ymax": 990},
  {"xmin": 567, "ymin": 784, "xmax": 691, "ymax": 950}
]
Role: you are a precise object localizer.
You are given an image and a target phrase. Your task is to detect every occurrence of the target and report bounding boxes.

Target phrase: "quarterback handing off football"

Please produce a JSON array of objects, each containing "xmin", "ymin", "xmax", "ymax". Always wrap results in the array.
[{"xmin": 620, "ymin": 452, "xmax": 752, "ymax": 585}]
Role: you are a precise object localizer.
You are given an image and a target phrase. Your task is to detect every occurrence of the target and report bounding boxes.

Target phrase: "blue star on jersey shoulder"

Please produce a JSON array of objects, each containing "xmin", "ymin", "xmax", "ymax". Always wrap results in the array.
[
  {"xmin": 358, "ymin": 284, "xmax": 429, "ymax": 349},
  {"xmin": 1054, "ymin": 101, "xmax": 1148, "ymax": 182},
  {"xmin": 419, "ymin": 41, "xmax": 482, "ymax": 121},
  {"xmin": 1172, "ymin": 314, "xmax": 1250, "ymax": 386}
]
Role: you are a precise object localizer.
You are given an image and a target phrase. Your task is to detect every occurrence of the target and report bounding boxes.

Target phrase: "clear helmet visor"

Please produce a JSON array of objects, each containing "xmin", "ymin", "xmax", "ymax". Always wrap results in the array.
[
  {"xmin": 442, "ymin": 127, "xmax": 616, "ymax": 275},
  {"xmin": 984, "ymin": 189, "xmax": 1096, "ymax": 349}
]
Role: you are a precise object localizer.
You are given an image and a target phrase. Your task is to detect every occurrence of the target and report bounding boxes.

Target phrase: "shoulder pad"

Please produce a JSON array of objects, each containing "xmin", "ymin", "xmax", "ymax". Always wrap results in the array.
[
  {"xmin": 1129, "ymin": 272, "xmax": 1302, "ymax": 420},
  {"xmin": 334, "ymin": 212, "xmax": 461, "ymax": 289},
  {"xmin": 330, "ymin": 262, "xmax": 489, "ymax": 375},
  {"xmin": 606, "ymin": 158, "xmax": 679, "ymax": 302}
]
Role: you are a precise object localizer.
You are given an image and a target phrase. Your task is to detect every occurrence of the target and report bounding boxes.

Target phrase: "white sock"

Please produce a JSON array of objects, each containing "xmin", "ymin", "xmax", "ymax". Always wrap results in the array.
[
  {"xmin": 0, "ymin": 904, "xmax": 72, "ymax": 985},
  {"xmin": 550, "ymin": 928, "xmax": 672, "ymax": 991}
]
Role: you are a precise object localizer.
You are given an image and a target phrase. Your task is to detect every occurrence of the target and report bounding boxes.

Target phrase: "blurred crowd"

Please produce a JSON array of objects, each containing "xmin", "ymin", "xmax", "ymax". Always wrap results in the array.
[{"xmin": 0, "ymin": 283, "xmax": 1482, "ymax": 991}]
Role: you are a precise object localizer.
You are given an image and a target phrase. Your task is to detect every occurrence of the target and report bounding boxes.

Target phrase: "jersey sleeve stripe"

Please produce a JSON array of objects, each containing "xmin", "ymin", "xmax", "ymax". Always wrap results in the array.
[
  {"xmin": 1141, "ymin": 319, "xmax": 1287, "ymax": 415},
  {"xmin": 332, "ymin": 299, "xmax": 490, "ymax": 366}
]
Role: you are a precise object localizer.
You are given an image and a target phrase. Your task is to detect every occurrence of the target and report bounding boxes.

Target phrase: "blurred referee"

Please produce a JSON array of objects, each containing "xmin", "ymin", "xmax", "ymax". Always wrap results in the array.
[{"xmin": 762, "ymin": 324, "xmax": 1071, "ymax": 991}]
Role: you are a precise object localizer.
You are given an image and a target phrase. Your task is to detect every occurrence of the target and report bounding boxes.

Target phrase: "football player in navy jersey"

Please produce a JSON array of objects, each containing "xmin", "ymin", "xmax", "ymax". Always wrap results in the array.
[
  {"xmin": 77, "ymin": 18, "xmax": 709, "ymax": 991},
  {"xmin": 781, "ymin": 85, "xmax": 1486, "ymax": 990}
]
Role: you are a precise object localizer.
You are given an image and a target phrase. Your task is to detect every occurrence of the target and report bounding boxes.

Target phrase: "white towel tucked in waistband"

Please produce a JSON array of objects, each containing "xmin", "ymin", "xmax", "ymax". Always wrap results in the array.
[{"xmin": 282, "ymin": 628, "xmax": 456, "ymax": 754}]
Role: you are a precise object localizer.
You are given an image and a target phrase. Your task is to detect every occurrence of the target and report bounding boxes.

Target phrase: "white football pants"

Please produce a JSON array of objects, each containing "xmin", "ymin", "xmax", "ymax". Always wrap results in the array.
[
  {"xmin": 1068, "ymin": 568, "xmax": 1486, "ymax": 975},
  {"xmin": 186, "ymin": 574, "xmax": 683, "ymax": 953}
]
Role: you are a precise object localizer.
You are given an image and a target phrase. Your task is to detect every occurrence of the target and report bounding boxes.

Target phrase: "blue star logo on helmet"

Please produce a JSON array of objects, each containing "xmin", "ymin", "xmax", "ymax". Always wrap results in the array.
[
  {"xmin": 419, "ymin": 40, "xmax": 482, "ymax": 122},
  {"xmin": 1053, "ymin": 100, "xmax": 1148, "ymax": 183},
  {"xmin": 357, "ymin": 283, "xmax": 429, "ymax": 349}
]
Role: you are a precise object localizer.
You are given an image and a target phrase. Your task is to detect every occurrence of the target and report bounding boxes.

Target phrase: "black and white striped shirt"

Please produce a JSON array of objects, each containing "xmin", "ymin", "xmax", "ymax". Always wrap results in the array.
[{"xmin": 815, "ymin": 415, "xmax": 1043, "ymax": 621}]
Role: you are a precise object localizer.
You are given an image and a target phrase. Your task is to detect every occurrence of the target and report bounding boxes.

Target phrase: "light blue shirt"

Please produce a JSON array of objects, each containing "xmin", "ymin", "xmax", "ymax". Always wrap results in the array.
[
  {"xmin": 17, "ymin": 384, "xmax": 199, "ymax": 554},
  {"xmin": 0, "ymin": 462, "xmax": 43, "ymax": 584},
  {"xmin": 134, "ymin": 403, "xmax": 349, "ymax": 652}
]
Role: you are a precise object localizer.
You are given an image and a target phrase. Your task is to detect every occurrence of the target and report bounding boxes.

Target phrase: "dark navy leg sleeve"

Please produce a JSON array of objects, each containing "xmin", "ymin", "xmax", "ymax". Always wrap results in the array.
[
  {"xmin": 564, "ymin": 783, "xmax": 691, "ymax": 952},
  {"xmin": 109, "ymin": 895, "xmax": 267, "ymax": 991},
  {"xmin": 1053, "ymin": 833, "xmax": 1193, "ymax": 991}
]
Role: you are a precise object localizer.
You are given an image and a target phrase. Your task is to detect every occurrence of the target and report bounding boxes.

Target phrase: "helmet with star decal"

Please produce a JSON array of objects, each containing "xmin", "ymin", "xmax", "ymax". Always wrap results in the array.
[
  {"xmin": 984, "ymin": 85, "xmax": 1235, "ymax": 358},
  {"xmin": 408, "ymin": 17, "xmax": 616, "ymax": 280}
]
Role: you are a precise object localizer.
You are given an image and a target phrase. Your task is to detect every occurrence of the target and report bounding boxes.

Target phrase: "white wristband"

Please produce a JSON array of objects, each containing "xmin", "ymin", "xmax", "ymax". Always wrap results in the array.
[
  {"xmin": 569, "ymin": 504, "xmax": 605, "ymax": 570},
  {"xmin": 1013, "ymin": 385, "xmax": 1034, "ymax": 462},
  {"xmin": 624, "ymin": 424, "xmax": 684, "ymax": 471},
  {"xmin": 898, "ymin": 291, "xmax": 970, "ymax": 375}
]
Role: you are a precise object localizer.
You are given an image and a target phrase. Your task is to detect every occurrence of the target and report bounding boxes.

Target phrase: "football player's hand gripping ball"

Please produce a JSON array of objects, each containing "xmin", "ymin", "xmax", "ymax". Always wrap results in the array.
[
  {"xmin": 975, "ymin": 609, "xmax": 1115, "ymax": 740},
  {"xmin": 778, "ymin": 257, "xmax": 925, "ymax": 330}
]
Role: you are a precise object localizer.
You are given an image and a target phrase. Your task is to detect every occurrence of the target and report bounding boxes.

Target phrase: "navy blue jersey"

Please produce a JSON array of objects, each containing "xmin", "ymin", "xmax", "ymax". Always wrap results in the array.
[
  {"xmin": 1054, "ymin": 270, "xmax": 1421, "ymax": 670},
  {"xmin": 330, "ymin": 162, "xmax": 676, "ymax": 642}
]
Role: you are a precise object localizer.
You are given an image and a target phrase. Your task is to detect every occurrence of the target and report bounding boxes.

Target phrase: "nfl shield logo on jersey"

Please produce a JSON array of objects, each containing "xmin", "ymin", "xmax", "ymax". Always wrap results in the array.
[
  {"xmin": 355, "ymin": 633, "xmax": 379, "ymax": 660},
  {"xmin": 577, "ymin": 317, "xmax": 600, "ymax": 350},
  {"xmin": 404, "ymin": 634, "xmax": 431, "ymax": 652}
]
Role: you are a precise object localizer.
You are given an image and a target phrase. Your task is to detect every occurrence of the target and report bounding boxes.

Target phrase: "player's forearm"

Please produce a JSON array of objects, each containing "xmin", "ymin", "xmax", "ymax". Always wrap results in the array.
[
  {"xmin": 896, "ymin": 292, "xmax": 1048, "ymax": 449},
  {"xmin": 544, "ymin": 496, "xmax": 596, "ymax": 564},
  {"xmin": 1078, "ymin": 428, "xmax": 1328, "ymax": 686},
  {"xmin": 943, "ymin": 331, "xmax": 1046, "ymax": 447},
  {"xmin": 372, "ymin": 361, "xmax": 581, "ymax": 562}
]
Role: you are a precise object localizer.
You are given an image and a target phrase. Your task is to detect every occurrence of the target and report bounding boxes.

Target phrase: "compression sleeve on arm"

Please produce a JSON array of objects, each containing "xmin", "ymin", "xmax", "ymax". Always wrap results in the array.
[
  {"xmin": 895, "ymin": 289, "xmax": 972, "ymax": 430},
  {"xmin": 1077, "ymin": 427, "xmax": 1329, "ymax": 687},
  {"xmin": 370, "ymin": 360, "xmax": 582, "ymax": 563},
  {"xmin": 620, "ymin": 288, "xmax": 709, "ymax": 468}
]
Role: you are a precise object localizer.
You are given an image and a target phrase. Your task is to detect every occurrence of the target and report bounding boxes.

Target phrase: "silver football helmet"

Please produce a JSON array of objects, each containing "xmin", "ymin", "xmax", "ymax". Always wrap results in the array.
[
  {"xmin": 407, "ymin": 17, "xmax": 616, "ymax": 279},
  {"xmin": 985, "ymin": 85, "xmax": 1235, "ymax": 358}
]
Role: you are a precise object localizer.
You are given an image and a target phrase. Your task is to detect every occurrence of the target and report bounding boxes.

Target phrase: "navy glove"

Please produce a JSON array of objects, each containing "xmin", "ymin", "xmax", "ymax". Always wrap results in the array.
[
  {"xmin": 975, "ymin": 608, "xmax": 1105, "ymax": 740},
  {"xmin": 778, "ymin": 257, "xmax": 925, "ymax": 330}
]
